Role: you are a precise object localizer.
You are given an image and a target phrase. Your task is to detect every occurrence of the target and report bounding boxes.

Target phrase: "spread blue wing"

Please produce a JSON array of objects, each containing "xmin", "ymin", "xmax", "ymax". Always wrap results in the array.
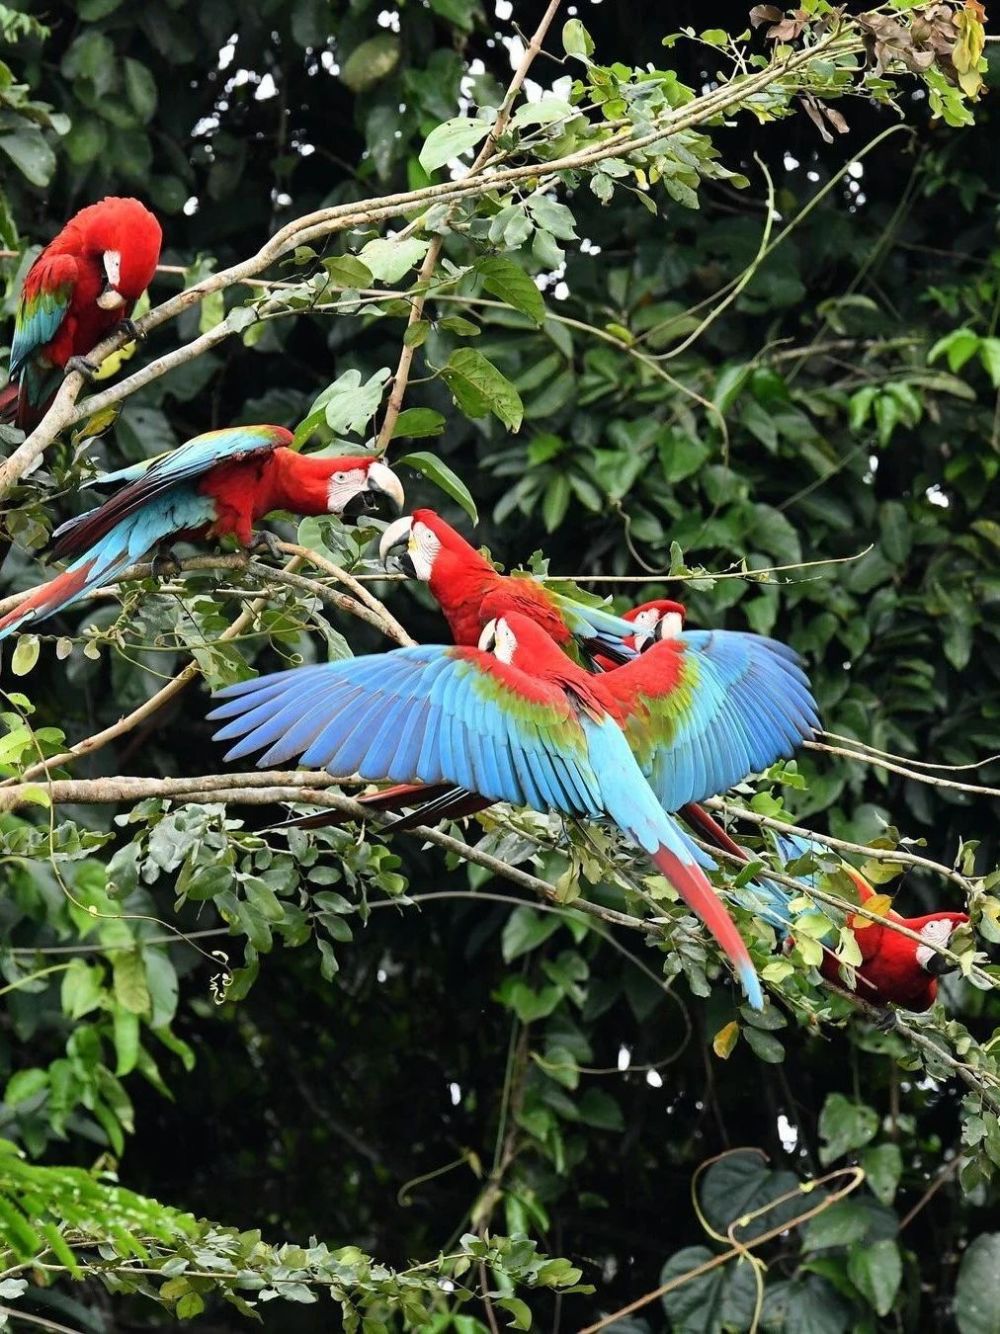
[
  {"xmin": 605, "ymin": 630, "xmax": 819, "ymax": 812},
  {"xmin": 209, "ymin": 646, "xmax": 606, "ymax": 816},
  {"xmin": 50, "ymin": 425, "xmax": 290, "ymax": 561}
]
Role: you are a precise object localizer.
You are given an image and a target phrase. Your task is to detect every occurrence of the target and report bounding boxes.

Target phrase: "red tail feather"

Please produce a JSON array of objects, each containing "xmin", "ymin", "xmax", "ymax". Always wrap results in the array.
[
  {"xmin": 680, "ymin": 802, "xmax": 751, "ymax": 864},
  {"xmin": 0, "ymin": 562, "xmax": 96, "ymax": 639},
  {"xmin": 652, "ymin": 844, "xmax": 762, "ymax": 1009}
]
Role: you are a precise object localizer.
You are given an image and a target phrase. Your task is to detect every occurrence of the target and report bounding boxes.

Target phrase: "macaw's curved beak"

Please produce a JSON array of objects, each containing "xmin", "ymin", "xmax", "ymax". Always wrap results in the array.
[
  {"xmin": 379, "ymin": 513, "xmax": 416, "ymax": 576},
  {"xmin": 925, "ymin": 950, "xmax": 959, "ymax": 978},
  {"xmin": 343, "ymin": 461, "xmax": 405, "ymax": 518}
]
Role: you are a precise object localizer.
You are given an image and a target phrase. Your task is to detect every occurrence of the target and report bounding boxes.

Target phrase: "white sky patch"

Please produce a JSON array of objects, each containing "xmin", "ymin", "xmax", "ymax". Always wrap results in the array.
[
  {"xmin": 377, "ymin": 8, "xmax": 401, "ymax": 30},
  {"xmin": 192, "ymin": 115, "xmax": 219, "ymax": 138},
  {"xmin": 255, "ymin": 72, "xmax": 278, "ymax": 101},
  {"xmin": 376, "ymin": 967, "xmax": 387, "ymax": 983},
  {"xmin": 784, "ymin": 152, "xmax": 800, "ymax": 171},
  {"xmin": 274, "ymin": 191, "xmax": 292, "ymax": 207},
  {"xmin": 847, "ymin": 160, "xmax": 865, "ymax": 179},
  {"xmin": 183, "ymin": 196, "xmax": 200, "ymax": 216},
  {"xmin": 617, "ymin": 1044, "xmax": 631, "ymax": 1072},
  {"xmin": 869, "ymin": 453, "xmax": 880, "ymax": 473},
  {"xmin": 926, "ymin": 484, "xmax": 950, "ymax": 508},
  {"xmin": 777, "ymin": 1114, "xmax": 799, "ymax": 1152},
  {"xmin": 449, "ymin": 1082, "xmax": 462, "ymax": 1106},
  {"xmin": 646, "ymin": 1069, "xmax": 663, "ymax": 1089},
  {"xmin": 580, "ymin": 238, "xmax": 602, "ymax": 255},
  {"xmin": 807, "ymin": 170, "xmax": 821, "ymax": 182},
  {"xmin": 554, "ymin": 280, "xmax": 570, "ymax": 301},
  {"xmin": 218, "ymin": 37, "xmax": 236, "ymax": 71},
  {"xmin": 503, "ymin": 33, "xmax": 526, "ymax": 70},
  {"xmin": 320, "ymin": 50, "xmax": 339, "ymax": 74},
  {"xmin": 495, "ymin": 0, "xmax": 513, "ymax": 17}
]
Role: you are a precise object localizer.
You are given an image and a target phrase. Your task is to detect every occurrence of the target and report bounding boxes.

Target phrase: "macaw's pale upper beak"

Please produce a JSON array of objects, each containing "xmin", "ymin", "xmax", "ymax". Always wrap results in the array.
[
  {"xmin": 366, "ymin": 460, "xmax": 405, "ymax": 513},
  {"xmin": 477, "ymin": 618, "xmax": 499, "ymax": 652},
  {"xmin": 379, "ymin": 514, "xmax": 414, "ymax": 572},
  {"xmin": 96, "ymin": 249, "xmax": 126, "ymax": 310}
]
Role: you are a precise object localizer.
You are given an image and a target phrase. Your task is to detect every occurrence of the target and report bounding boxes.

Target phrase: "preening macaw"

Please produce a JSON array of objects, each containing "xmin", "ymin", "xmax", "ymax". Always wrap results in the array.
[
  {"xmin": 738, "ymin": 833, "xmax": 970, "ymax": 1012},
  {"xmin": 379, "ymin": 509, "xmax": 645, "ymax": 664},
  {"xmin": 1, "ymin": 197, "xmax": 162, "ymax": 429},
  {"xmin": 592, "ymin": 597, "xmax": 687, "ymax": 672},
  {"xmin": 211, "ymin": 611, "xmax": 820, "ymax": 1008},
  {"xmin": 0, "ymin": 425, "xmax": 403, "ymax": 641}
]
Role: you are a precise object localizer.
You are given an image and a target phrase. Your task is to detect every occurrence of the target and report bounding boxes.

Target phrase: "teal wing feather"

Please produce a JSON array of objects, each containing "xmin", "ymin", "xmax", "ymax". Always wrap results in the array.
[
  {"xmin": 549, "ymin": 589, "xmax": 643, "ymax": 658},
  {"xmin": 604, "ymin": 630, "xmax": 819, "ymax": 811},
  {"xmin": 50, "ymin": 425, "xmax": 290, "ymax": 561},
  {"xmin": 209, "ymin": 646, "xmax": 605, "ymax": 816},
  {"xmin": 9, "ymin": 253, "xmax": 78, "ymax": 377}
]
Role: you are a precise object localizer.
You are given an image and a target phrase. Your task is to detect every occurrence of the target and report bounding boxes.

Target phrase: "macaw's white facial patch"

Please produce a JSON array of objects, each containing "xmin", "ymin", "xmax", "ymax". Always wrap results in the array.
[
  {"xmin": 915, "ymin": 917, "xmax": 957, "ymax": 971},
  {"xmin": 326, "ymin": 467, "xmax": 371, "ymax": 513},
  {"xmin": 490, "ymin": 617, "xmax": 518, "ymax": 665},
  {"xmin": 631, "ymin": 608, "xmax": 661, "ymax": 637},
  {"xmin": 407, "ymin": 520, "xmax": 442, "ymax": 581},
  {"xmin": 660, "ymin": 611, "xmax": 684, "ymax": 640}
]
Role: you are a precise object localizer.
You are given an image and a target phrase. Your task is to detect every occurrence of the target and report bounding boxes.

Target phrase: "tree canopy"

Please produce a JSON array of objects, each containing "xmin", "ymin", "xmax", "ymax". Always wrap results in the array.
[{"xmin": 1, "ymin": 0, "xmax": 999, "ymax": 1329}]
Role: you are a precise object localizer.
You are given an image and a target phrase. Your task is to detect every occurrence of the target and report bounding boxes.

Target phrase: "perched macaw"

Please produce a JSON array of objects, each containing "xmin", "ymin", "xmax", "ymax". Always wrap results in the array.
[
  {"xmin": 737, "ymin": 833, "xmax": 970, "ymax": 1012},
  {"xmin": 379, "ymin": 509, "xmax": 645, "ymax": 664},
  {"xmin": 211, "ymin": 611, "xmax": 820, "ymax": 1008},
  {"xmin": 0, "ymin": 426, "xmax": 403, "ymax": 641},
  {"xmin": 1, "ymin": 197, "xmax": 162, "ymax": 429}
]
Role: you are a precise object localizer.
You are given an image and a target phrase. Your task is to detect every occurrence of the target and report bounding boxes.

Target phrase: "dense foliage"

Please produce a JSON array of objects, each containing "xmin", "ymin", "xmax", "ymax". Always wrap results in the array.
[{"xmin": 1, "ymin": 0, "xmax": 999, "ymax": 1329}]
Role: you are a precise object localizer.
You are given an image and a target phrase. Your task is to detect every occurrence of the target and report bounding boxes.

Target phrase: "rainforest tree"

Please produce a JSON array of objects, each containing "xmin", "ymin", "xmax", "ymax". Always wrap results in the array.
[{"xmin": 0, "ymin": 0, "xmax": 999, "ymax": 1329}]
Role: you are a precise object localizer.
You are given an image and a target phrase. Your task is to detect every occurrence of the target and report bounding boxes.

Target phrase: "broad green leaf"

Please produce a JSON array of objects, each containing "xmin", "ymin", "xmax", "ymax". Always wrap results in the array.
[
  {"xmin": 340, "ymin": 34, "xmax": 400, "ymax": 93},
  {"xmin": 440, "ymin": 348, "xmax": 523, "ymax": 431},
  {"xmin": 323, "ymin": 255, "xmax": 374, "ymax": 289},
  {"xmin": 359, "ymin": 236, "xmax": 429, "ymax": 284},
  {"xmin": 956, "ymin": 1233, "xmax": 1000, "ymax": 1334},
  {"xmin": 818, "ymin": 1093, "xmax": 878, "ymax": 1165},
  {"xmin": 562, "ymin": 18, "xmax": 595, "ymax": 58},
  {"xmin": 10, "ymin": 635, "xmax": 40, "ymax": 677},
  {"xmin": 847, "ymin": 1237, "xmax": 901, "ymax": 1316},
  {"xmin": 927, "ymin": 327, "xmax": 979, "ymax": 373},
  {"xmin": 113, "ymin": 950, "xmax": 151, "ymax": 1016},
  {"xmin": 501, "ymin": 906, "xmax": 561, "ymax": 962},
  {"xmin": 477, "ymin": 256, "xmax": 545, "ymax": 325},
  {"xmin": 397, "ymin": 451, "xmax": 479, "ymax": 523},
  {"xmin": 860, "ymin": 1143, "xmax": 902, "ymax": 1205},
  {"xmin": 0, "ymin": 128, "xmax": 56, "ymax": 186},
  {"xmin": 390, "ymin": 407, "xmax": 446, "ymax": 439},
  {"xmin": 660, "ymin": 1246, "xmax": 758, "ymax": 1332},
  {"xmin": 418, "ymin": 116, "xmax": 490, "ymax": 173}
]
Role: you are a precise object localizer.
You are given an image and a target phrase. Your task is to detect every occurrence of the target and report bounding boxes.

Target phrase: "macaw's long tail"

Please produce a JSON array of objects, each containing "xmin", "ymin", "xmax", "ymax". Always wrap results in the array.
[
  {"xmin": 680, "ymin": 802, "xmax": 752, "ymax": 864},
  {"xmin": 0, "ymin": 559, "xmax": 102, "ymax": 642},
  {"xmin": 0, "ymin": 379, "xmax": 52, "ymax": 432},
  {"xmin": 650, "ymin": 842, "xmax": 763, "ymax": 1011},
  {"xmin": 268, "ymin": 781, "xmax": 492, "ymax": 833}
]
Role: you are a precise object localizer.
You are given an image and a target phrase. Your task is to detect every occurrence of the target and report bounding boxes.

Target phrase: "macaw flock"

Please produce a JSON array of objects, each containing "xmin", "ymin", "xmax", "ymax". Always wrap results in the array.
[{"xmin": 0, "ymin": 196, "xmax": 973, "ymax": 1018}]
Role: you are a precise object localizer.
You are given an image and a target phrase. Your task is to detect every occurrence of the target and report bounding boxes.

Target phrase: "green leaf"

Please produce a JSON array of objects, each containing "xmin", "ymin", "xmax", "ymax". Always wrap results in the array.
[
  {"xmin": 10, "ymin": 635, "xmax": 40, "ymax": 677},
  {"xmin": 802, "ymin": 1200, "xmax": 871, "ymax": 1251},
  {"xmin": 859, "ymin": 1143, "xmax": 902, "ymax": 1206},
  {"xmin": 847, "ymin": 1237, "xmax": 901, "ymax": 1317},
  {"xmin": 979, "ymin": 337, "xmax": 1000, "ymax": 388},
  {"xmin": 397, "ymin": 451, "xmax": 479, "ymax": 523},
  {"xmin": 562, "ymin": 18, "xmax": 595, "ymax": 58},
  {"xmin": 660, "ymin": 1246, "xmax": 758, "ymax": 1333},
  {"xmin": 113, "ymin": 1007, "xmax": 140, "ymax": 1077},
  {"xmin": 0, "ymin": 128, "xmax": 56, "ymax": 187},
  {"xmin": 113, "ymin": 951, "xmax": 150, "ymax": 1016},
  {"xmin": 501, "ymin": 906, "xmax": 561, "ymax": 962},
  {"xmin": 477, "ymin": 256, "xmax": 545, "ymax": 325},
  {"xmin": 61, "ymin": 960, "xmax": 104, "ymax": 1021},
  {"xmin": 743, "ymin": 1025, "xmax": 784, "ymax": 1063},
  {"xmin": 5, "ymin": 1068, "xmax": 48, "ymax": 1107},
  {"xmin": 418, "ymin": 116, "xmax": 490, "ymax": 173},
  {"xmin": 359, "ymin": 236, "xmax": 430, "ymax": 284},
  {"xmin": 340, "ymin": 34, "xmax": 400, "ymax": 93},
  {"xmin": 440, "ymin": 348, "xmax": 523, "ymax": 431},
  {"xmin": 303, "ymin": 366, "xmax": 391, "ymax": 440},
  {"xmin": 928, "ymin": 327, "xmax": 980, "ymax": 373},
  {"xmin": 123, "ymin": 58, "xmax": 157, "ymax": 122},
  {"xmin": 818, "ymin": 1093, "xmax": 879, "ymax": 1165},
  {"xmin": 956, "ymin": 1234, "xmax": 1000, "ymax": 1334},
  {"xmin": 323, "ymin": 255, "xmax": 374, "ymax": 289},
  {"xmin": 390, "ymin": 408, "xmax": 446, "ymax": 440}
]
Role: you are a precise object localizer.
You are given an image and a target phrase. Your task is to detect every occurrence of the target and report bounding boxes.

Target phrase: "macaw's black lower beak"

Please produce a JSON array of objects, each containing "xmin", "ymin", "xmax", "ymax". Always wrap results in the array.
[
  {"xmin": 926, "ymin": 952, "xmax": 959, "ymax": 978},
  {"xmin": 394, "ymin": 550, "xmax": 417, "ymax": 578},
  {"xmin": 342, "ymin": 490, "xmax": 379, "ymax": 519}
]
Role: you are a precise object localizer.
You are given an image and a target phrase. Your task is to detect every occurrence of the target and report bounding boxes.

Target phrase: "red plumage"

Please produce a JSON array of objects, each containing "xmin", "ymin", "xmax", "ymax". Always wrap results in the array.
[{"xmin": 2, "ymin": 196, "xmax": 162, "ymax": 429}]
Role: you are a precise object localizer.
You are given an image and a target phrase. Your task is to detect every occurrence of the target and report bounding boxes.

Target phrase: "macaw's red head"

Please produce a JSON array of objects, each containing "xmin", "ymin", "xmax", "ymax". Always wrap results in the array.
[
  {"xmin": 627, "ymin": 598, "xmax": 687, "ymax": 649},
  {"xmin": 74, "ymin": 196, "xmax": 162, "ymax": 308},
  {"xmin": 378, "ymin": 508, "xmax": 482, "ymax": 581}
]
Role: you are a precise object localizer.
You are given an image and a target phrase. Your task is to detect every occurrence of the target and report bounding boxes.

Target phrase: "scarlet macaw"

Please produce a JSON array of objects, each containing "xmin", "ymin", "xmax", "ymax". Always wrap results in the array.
[
  {"xmin": 0, "ymin": 425, "xmax": 403, "ymax": 640},
  {"xmin": 211, "ymin": 611, "xmax": 820, "ymax": 1008},
  {"xmin": 592, "ymin": 598, "xmax": 687, "ymax": 672},
  {"xmin": 1, "ymin": 197, "xmax": 162, "ymax": 429},
  {"xmin": 379, "ymin": 509, "xmax": 645, "ymax": 664},
  {"xmin": 739, "ymin": 833, "xmax": 970, "ymax": 1013}
]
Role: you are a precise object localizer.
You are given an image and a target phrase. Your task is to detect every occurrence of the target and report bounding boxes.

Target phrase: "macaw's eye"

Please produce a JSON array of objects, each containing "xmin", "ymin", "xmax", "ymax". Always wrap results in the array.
[{"xmin": 333, "ymin": 471, "xmax": 348, "ymax": 484}]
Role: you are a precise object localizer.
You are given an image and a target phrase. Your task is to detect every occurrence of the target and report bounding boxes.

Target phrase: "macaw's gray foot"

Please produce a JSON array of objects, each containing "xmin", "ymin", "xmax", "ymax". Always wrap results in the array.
[
  {"xmin": 66, "ymin": 356, "xmax": 100, "ymax": 382},
  {"xmin": 249, "ymin": 529, "xmax": 284, "ymax": 561}
]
